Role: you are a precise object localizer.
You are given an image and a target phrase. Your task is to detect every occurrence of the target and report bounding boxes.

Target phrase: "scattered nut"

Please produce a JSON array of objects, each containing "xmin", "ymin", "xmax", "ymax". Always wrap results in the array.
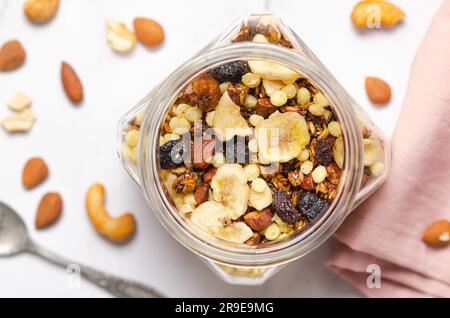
[
  {"xmin": 1, "ymin": 109, "xmax": 36, "ymax": 133},
  {"xmin": 8, "ymin": 92, "xmax": 32, "ymax": 112},
  {"xmin": 0, "ymin": 40, "xmax": 26, "ymax": 72},
  {"xmin": 86, "ymin": 183, "xmax": 136, "ymax": 242},
  {"xmin": 365, "ymin": 77, "xmax": 391, "ymax": 105},
  {"xmin": 106, "ymin": 19, "xmax": 137, "ymax": 53},
  {"xmin": 61, "ymin": 62, "xmax": 83, "ymax": 104},
  {"xmin": 194, "ymin": 183, "xmax": 209, "ymax": 206},
  {"xmin": 256, "ymin": 98, "xmax": 276, "ymax": 118},
  {"xmin": 22, "ymin": 157, "xmax": 48, "ymax": 189},
  {"xmin": 23, "ymin": 0, "xmax": 59, "ymax": 23},
  {"xmin": 36, "ymin": 192, "xmax": 63, "ymax": 229},
  {"xmin": 133, "ymin": 17, "xmax": 165, "ymax": 48},
  {"xmin": 351, "ymin": 0, "xmax": 405, "ymax": 29},
  {"xmin": 422, "ymin": 220, "xmax": 450, "ymax": 247}
]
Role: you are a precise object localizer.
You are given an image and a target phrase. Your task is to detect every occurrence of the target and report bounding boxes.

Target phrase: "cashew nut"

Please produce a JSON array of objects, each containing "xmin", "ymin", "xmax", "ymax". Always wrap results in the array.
[{"xmin": 86, "ymin": 183, "xmax": 136, "ymax": 242}]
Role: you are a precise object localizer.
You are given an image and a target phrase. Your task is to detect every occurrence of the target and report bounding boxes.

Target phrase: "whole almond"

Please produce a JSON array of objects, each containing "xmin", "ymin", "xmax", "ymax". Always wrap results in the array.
[
  {"xmin": 61, "ymin": 62, "xmax": 83, "ymax": 104},
  {"xmin": 365, "ymin": 77, "xmax": 391, "ymax": 105},
  {"xmin": 23, "ymin": 0, "xmax": 59, "ymax": 24},
  {"xmin": 36, "ymin": 192, "xmax": 63, "ymax": 229},
  {"xmin": 0, "ymin": 40, "xmax": 26, "ymax": 71},
  {"xmin": 133, "ymin": 17, "xmax": 165, "ymax": 48},
  {"xmin": 22, "ymin": 157, "xmax": 48, "ymax": 189},
  {"xmin": 422, "ymin": 220, "xmax": 450, "ymax": 247}
]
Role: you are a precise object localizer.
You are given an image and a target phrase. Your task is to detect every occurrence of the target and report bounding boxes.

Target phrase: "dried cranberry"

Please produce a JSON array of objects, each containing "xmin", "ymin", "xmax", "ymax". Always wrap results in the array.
[
  {"xmin": 209, "ymin": 61, "xmax": 250, "ymax": 83},
  {"xmin": 314, "ymin": 136, "xmax": 335, "ymax": 165},
  {"xmin": 296, "ymin": 191, "xmax": 328, "ymax": 222},
  {"xmin": 271, "ymin": 190, "xmax": 301, "ymax": 224},
  {"xmin": 159, "ymin": 140, "xmax": 188, "ymax": 169}
]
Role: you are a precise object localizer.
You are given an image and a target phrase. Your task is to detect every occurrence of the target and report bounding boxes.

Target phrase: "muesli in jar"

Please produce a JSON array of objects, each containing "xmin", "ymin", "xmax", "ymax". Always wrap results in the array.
[{"xmin": 120, "ymin": 15, "xmax": 385, "ymax": 246}]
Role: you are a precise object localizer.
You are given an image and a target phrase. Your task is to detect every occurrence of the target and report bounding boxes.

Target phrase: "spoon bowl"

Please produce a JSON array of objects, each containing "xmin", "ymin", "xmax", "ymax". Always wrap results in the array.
[{"xmin": 0, "ymin": 202, "xmax": 29, "ymax": 256}]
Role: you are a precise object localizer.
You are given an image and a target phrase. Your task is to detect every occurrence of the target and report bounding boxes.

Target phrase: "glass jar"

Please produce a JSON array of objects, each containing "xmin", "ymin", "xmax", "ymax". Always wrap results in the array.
[{"xmin": 117, "ymin": 13, "xmax": 390, "ymax": 285}]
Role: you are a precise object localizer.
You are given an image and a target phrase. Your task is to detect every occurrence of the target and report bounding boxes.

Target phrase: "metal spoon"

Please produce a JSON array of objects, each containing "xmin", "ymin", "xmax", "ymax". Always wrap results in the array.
[{"xmin": 0, "ymin": 201, "xmax": 164, "ymax": 298}]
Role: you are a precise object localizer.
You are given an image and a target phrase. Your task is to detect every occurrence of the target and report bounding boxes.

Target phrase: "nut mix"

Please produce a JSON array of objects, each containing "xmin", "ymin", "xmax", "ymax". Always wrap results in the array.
[{"xmin": 120, "ymin": 15, "xmax": 386, "ymax": 246}]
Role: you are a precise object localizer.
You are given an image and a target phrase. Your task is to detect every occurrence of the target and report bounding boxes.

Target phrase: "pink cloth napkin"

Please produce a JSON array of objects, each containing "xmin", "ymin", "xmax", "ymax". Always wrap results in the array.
[{"xmin": 327, "ymin": 0, "xmax": 450, "ymax": 298}]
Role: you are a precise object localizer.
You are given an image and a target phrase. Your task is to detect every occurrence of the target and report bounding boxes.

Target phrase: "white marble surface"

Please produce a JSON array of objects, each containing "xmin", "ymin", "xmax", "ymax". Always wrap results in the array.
[{"xmin": 0, "ymin": 0, "xmax": 444, "ymax": 297}]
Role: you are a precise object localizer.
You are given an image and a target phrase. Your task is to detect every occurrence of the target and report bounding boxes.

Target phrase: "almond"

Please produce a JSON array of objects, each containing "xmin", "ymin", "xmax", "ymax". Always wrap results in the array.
[
  {"xmin": 23, "ymin": 0, "xmax": 59, "ymax": 24},
  {"xmin": 133, "ymin": 17, "xmax": 165, "ymax": 48},
  {"xmin": 61, "ymin": 62, "xmax": 83, "ymax": 104},
  {"xmin": 243, "ymin": 208, "xmax": 273, "ymax": 232},
  {"xmin": 36, "ymin": 192, "xmax": 63, "ymax": 229},
  {"xmin": 22, "ymin": 157, "xmax": 48, "ymax": 189},
  {"xmin": 365, "ymin": 77, "xmax": 391, "ymax": 105},
  {"xmin": 422, "ymin": 220, "xmax": 450, "ymax": 247},
  {"xmin": 0, "ymin": 40, "xmax": 26, "ymax": 71}
]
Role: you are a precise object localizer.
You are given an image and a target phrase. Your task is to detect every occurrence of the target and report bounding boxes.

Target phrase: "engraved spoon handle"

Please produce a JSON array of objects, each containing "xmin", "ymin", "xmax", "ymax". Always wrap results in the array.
[{"xmin": 27, "ymin": 241, "xmax": 164, "ymax": 298}]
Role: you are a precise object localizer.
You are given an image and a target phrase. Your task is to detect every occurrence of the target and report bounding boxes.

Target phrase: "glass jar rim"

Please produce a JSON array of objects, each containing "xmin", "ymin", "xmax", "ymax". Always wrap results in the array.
[{"xmin": 138, "ymin": 43, "xmax": 364, "ymax": 267}]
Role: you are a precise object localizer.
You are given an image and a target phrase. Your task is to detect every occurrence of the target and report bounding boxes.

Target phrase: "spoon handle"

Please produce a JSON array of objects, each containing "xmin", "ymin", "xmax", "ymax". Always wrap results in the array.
[{"xmin": 27, "ymin": 241, "xmax": 164, "ymax": 298}]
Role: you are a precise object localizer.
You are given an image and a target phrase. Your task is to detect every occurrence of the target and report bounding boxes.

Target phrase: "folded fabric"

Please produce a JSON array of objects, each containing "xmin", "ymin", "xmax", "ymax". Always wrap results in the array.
[{"xmin": 327, "ymin": 0, "xmax": 450, "ymax": 298}]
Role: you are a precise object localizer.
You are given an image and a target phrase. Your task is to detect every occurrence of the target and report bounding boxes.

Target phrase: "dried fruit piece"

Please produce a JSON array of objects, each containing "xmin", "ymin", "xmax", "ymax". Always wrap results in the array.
[
  {"xmin": 272, "ymin": 190, "xmax": 301, "ymax": 224},
  {"xmin": 256, "ymin": 98, "xmax": 277, "ymax": 118},
  {"xmin": 0, "ymin": 40, "xmax": 26, "ymax": 71},
  {"xmin": 422, "ymin": 220, "xmax": 450, "ymax": 247},
  {"xmin": 365, "ymin": 77, "xmax": 391, "ymax": 105},
  {"xmin": 227, "ymin": 83, "xmax": 248, "ymax": 106},
  {"xmin": 351, "ymin": 0, "xmax": 405, "ymax": 29},
  {"xmin": 211, "ymin": 164, "xmax": 249, "ymax": 220},
  {"xmin": 36, "ymin": 192, "xmax": 63, "ymax": 229},
  {"xmin": 249, "ymin": 60, "xmax": 301, "ymax": 82},
  {"xmin": 209, "ymin": 61, "xmax": 250, "ymax": 83},
  {"xmin": 61, "ymin": 62, "xmax": 83, "ymax": 104},
  {"xmin": 1, "ymin": 109, "xmax": 36, "ymax": 133},
  {"xmin": 23, "ymin": 0, "xmax": 59, "ymax": 23},
  {"xmin": 194, "ymin": 183, "xmax": 209, "ymax": 206},
  {"xmin": 314, "ymin": 136, "xmax": 335, "ymax": 165},
  {"xmin": 249, "ymin": 179, "xmax": 273, "ymax": 211},
  {"xmin": 159, "ymin": 140, "xmax": 188, "ymax": 169},
  {"xmin": 192, "ymin": 75, "xmax": 221, "ymax": 112},
  {"xmin": 22, "ymin": 157, "xmax": 48, "ymax": 189},
  {"xmin": 255, "ymin": 112, "xmax": 310, "ymax": 164},
  {"xmin": 297, "ymin": 191, "xmax": 328, "ymax": 221},
  {"xmin": 243, "ymin": 208, "xmax": 273, "ymax": 232},
  {"xmin": 133, "ymin": 17, "xmax": 165, "ymax": 48},
  {"xmin": 106, "ymin": 19, "xmax": 137, "ymax": 53},
  {"xmin": 172, "ymin": 171, "xmax": 198, "ymax": 193},
  {"xmin": 86, "ymin": 183, "xmax": 136, "ymax": 242},
  {"xmin": 213, "ymin": 92, "xmax": 252, "ymax": 142}
]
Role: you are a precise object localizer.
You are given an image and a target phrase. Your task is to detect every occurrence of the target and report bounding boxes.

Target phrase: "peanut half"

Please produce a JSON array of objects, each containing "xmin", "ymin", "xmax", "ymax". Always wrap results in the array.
[{"xmin": 86, "ymin": 183, "xmax": 136, "ymax": 242}]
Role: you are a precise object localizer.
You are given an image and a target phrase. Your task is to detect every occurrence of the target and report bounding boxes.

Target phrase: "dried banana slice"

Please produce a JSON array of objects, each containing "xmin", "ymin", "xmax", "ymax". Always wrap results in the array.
[
  {"xmin": 255, "ymin": 112, "xmax": 310, "ymax": 164},
  {"xmin": 249, "ymin": 61, "xmax": 301, "ymax": 82},
  {"xmin": 211, "ymin": 164, "xmax": 249, "ymax": 220},
  {"xmin": 213, "ymin": 92, "xmax": 252, "ymax": 142}
]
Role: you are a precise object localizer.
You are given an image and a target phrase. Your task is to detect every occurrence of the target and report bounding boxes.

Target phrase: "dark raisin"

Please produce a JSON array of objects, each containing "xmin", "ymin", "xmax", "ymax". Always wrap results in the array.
[
  {"xmin": 271, "ymin": 190, "xmax": 301, "ymax": 224},
  {"xmin": 209, "ymin": 61, "xmax": 250, "ymax": 83},
  {"xmin": 159, "ymin": 140, "xmax": 188, "ymax": 169},
  {"xmin": 297, "ymin": 191, "xmax": 328, "ymax": 222},
  {"xmin": 314, "ymin": 136, "xmax": 335, "ymax": 165}
]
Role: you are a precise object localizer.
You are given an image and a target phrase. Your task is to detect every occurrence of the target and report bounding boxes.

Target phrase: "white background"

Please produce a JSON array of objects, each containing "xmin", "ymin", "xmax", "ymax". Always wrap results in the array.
[{"xmin": 0, "ymin": 0, "xmax": 444, "ymax": 297}]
